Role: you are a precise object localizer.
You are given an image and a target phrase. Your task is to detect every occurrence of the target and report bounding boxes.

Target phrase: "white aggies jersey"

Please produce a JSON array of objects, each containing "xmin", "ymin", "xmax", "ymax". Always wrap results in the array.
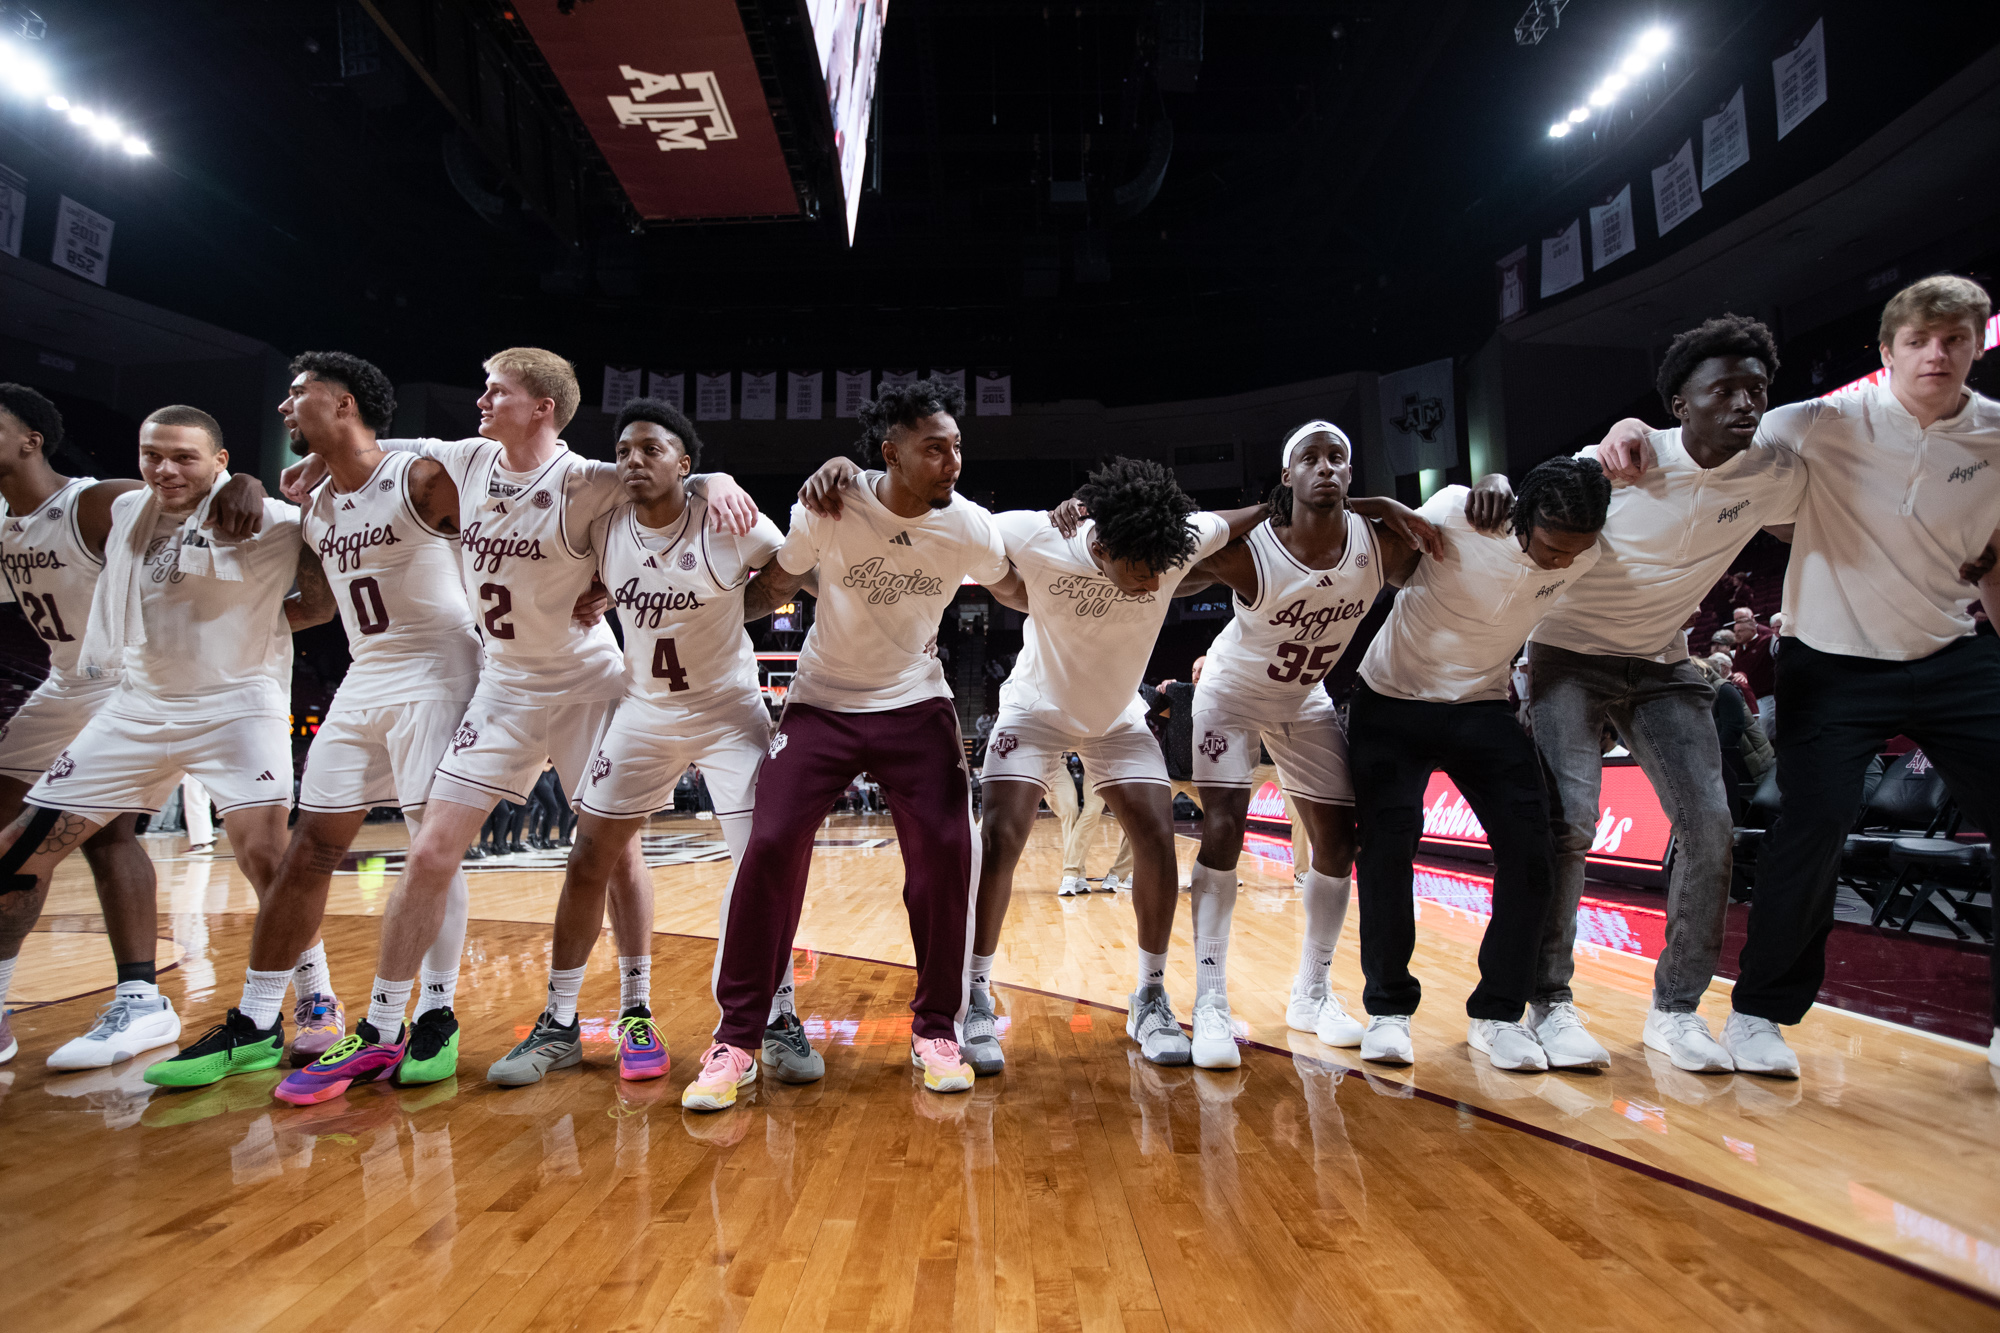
[
  {"xmin": 2, "ymin": 477, "xmax": 104, "ymax": 682},
  {"xmin": 301, "ymin": 452, "xmax": 480, "ymax": 706},
  {"xmin": 429, "ymin": 440, "xmax": 625, "ymax": 704},
  {"xmin": 1197, "ymin": 514, "xmax": 1382, "ymax": 719},
  {"xmin": 593, "ymin": 492, "xmax": 784, "ymax": 714}
]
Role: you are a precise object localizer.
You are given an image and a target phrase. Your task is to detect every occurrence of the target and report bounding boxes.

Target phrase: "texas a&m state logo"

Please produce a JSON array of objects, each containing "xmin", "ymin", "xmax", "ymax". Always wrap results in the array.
[
  {"xmin": 1198, "ymin": 731, "xmax": 1229, "ymax": 760},
  {"xmin": 989, "ymin": 732, "xmax": 1019, "ymax": 757},
  {"xmin": 450, "ymin": 723, "xmax": 479, "ymax": 755}
]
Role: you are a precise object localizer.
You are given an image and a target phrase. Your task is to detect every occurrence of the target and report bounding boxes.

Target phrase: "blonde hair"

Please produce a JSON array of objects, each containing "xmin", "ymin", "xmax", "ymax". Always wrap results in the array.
[
  {"xmin": 483, "ymin": 347, "xmax": 580, "ymax": 428},
  {"xmin": 1879, "ymin": 275, "xmax": 1991, "ymax": 347}
]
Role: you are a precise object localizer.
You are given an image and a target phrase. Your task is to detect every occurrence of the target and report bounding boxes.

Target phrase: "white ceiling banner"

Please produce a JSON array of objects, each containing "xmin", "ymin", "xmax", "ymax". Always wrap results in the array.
[
  {"xmin": 1773, "ymin": 18, "xmax": 1827, "ymax": 140},
  {"xmin": 1589, "ymin": 185, "xmax": 1636, "ymax": 271},
  {"xmin": 975, "ymin": 372, "xmax": 1012, "ymax": 417},
  {"xmin": 602, "ymin": 366, "xmax": 642, "ymax": 415},
  {"xmin": 740, "ymin": 371, "xmax": 777, "ymax": 420},
  {"xmin": 1378, "ymin": 358, "xmax": 1457, "ymax": 476},
  {"xmin": 927, "ymin": 367, "xmax": 966, "ymax": 394},
  {"xmin": 1539, "ymin": 220, "xmax": 1583, "ymax": 298},
  {"xmin": 880, "ymin": 368, "xmax": 918, "ymax": 389},
  {"xmin": 1651, "ymin": 139, "xmax": 1703, "ymax": 237},
  {"xmin": 787, "ymin": 370, "xmax": 823, "ymax": 420},
  {"xmin": 645, "ymin": 370, "xmax": 684, "ymax": 413},
  {"xmin": 0, "ymin": 163, "xmax": 24, "ymax": 259},
  {"xmin": 695, "ymin": 371, "xmax": 732, "ymax": 421},
  {"xmin": 1701, "ymin": 87, "xmax": 1750, "ymax": 190},
  {"xmin": 51, "ymin": 195, "xmax": 113, "ymax": 286},
  {"xmin": 835, "ymin": 369, "xmax": 872, "ymax": 419}
]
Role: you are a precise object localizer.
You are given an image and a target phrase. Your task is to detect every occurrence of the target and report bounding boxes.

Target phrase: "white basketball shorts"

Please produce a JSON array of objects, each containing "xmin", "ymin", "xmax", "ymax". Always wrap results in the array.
[
  {"xmin": 1191, "ymin": 692, "xmax": 1354, "ymax": 805},
  {"xmin": 27, "ymin": 710, "xmax": 294, "ymax": 819},
  {"xmin": 0, "ymin": 672, "xmax": 120, "ymax": 783},
  {"xmin": 980, "ymin": 701, "xmax": 1169, "ymax": 791},
  {"xmin": 297, "ymin": 697, "xmax": 472, "ymax": 815},
  {"xmin": 578, "ymin": 693, "xmax": 770, "ymax": 819},
  {"xmin": 428, "ymin": 692, "xmax": 616, "ymax": 809}
]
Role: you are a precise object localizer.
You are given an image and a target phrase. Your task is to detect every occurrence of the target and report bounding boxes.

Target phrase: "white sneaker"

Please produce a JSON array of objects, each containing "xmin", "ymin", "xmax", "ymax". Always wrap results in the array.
[
  {"xmin": 1528, "ymin": 1001, "xmax": 1610, "ymax": 1069},
  {"xmin": 1314, "ymin": 994, "xmax": 1365, "ymax": 1047},
  {"xmin": 1467, "ymin": 1018, "xmax": 1549, "ymax": 1072},
  {"xmin": 1190, "ymin": 996, "xmax": 1240, "ymax": 1069},
  {"xmin": 1057, "ymin": 876, "xmax": 1089, "ymax": 897},
  {"xmin": 1100, "ymin": 873, "xmax": 1125, "ymax": 893},
  {"xmin": 46, "ymin": 993, "xmax": 181, "ymax": 1070},
  {"xmin": 1721, "ymin": 1012, "xmax": 1799, "ymax": 1079},
  {"xmin": 1643, "ymin": 1008, "xmax": 1733, "ymax": 1073},
  {"xmin": 1285, "ymin": 981, "xmax": 1326, "ymax": 1032},
  {"xmin": 1360, "ymin": 1014, "xmax": 1414, "ymax": 1064},
  {"xmin": 1126, "ymin": 986, "xmax": 1192, "ymax": 1066}
]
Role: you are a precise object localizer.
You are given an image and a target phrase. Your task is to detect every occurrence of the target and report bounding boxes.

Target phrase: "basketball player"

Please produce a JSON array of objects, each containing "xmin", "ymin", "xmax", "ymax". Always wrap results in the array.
[
  {"xmin": 145, "ymin": 352, "xmax": 482, "ymax": 1089},
  {"xmin": 1179, "ymin": 422, "xmax": 1436, "ymax": 1066},
  {"xmin": 682, "ymin": 378, "xmax": 1009, "ymax": 1111},
  {"xmin": 1598, "ymin": 276, "xmax": 2000, "ymax": 1075},
  {"xmin": 271, "ymin": 349, "xmax": 753, "ymax": 1103},
  {"xmin": 1462, "ymin": 318, "xmax": 1806, "ymax": 1075},
  {"xmin": 1349, "ymin": 456, "xmax": 1609, "ymax": 1071},
  {"xmin": 0, "ymin": 406, "xmax": 336, "ymax": 1069},
  {"xmin": 971, "ymin": 458, "xmax": 1267, "ymax": 1072},
  {"xmin": 483, "ymin": 397, "xmax": 794, "ymax": 1087}
]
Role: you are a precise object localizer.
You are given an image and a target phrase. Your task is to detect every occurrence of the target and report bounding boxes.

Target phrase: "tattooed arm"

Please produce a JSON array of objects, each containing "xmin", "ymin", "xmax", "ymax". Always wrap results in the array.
[{"xmin": 286, "ymin": 544, "xmax": 338, "ymax": 630}]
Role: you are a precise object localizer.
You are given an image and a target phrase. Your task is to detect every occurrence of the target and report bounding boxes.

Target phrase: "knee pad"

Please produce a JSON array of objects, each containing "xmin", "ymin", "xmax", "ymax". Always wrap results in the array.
[{"xmin": 1, "ymin": 805, "xmax": 62, "ymax": 894}]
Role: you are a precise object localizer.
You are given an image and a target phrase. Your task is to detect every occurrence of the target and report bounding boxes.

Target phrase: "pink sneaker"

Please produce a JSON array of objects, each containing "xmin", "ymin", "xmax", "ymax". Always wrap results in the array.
[
  {"xmin": 911, "ymin": 1035, "xmax": 973, "ymax": 1093},
  {"xmin": 616, "ymin": 1010, "xmax": 670, "ymax": 1081},
  {"xmin": 274, "ymin": 1021, "xmax": 406, "ymax": 1105},
  {"xmin": 289, "ymin": 993, "xmax": 345, "ymax": 1066},
  {"xmin": 679, "ymin": 1042, "xmax": 756, "ymax": 1111}
]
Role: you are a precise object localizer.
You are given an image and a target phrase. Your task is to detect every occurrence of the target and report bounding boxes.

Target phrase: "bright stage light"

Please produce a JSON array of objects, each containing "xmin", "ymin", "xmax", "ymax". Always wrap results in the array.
[
  {"xmin": 1549, "ymin": 122, "xmax": 1571, "ymax": 138},
  {"xmin": 89, "ymin": 117, "xmax": 120, "ymax": 142},
  {"xmin": 6, "ymin": 40, "xmax": 155, "ymax": 160},
  {"xmin": 1568, "ymin": 107, "xmax": 1589, "ymax": 123},
  {"xmin": 45, "ymin": 93, "xmax": 65, "ymax": 110},
  {"xmin": 122, "ymin": 137, "xmax": 150, "ymax": 156},
  {"xmin": 1547, "ymin": 27, "xmax": 1672, "ymax": 142},
  {"xmin": 68, "ymin": 105, "xmax": 93, "ymax": 126}
]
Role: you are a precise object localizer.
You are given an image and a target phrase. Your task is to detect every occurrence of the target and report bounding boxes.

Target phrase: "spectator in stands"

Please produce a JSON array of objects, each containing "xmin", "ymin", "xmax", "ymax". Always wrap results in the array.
[
  {"xmin": 1730, "ymin": 606, "xmax": 1780, "ymax": 739},
  {"xmin": 1708, "ymin": 631, "xmax": 1759, "ymax": 714},
  {"xmin": 1695, "ymin": 655, "xmax": 1773, "ymax": 816}
]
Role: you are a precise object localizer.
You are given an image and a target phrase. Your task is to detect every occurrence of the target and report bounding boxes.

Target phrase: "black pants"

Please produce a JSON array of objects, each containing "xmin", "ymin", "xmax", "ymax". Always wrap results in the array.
[
  {"xmin": 1740, "ymin": 635, "xmax": 2000, "ymax": 1027},
  {"xmin": 1350, "ymin": 685, "xmax": 1558, "ymax": 1021}
]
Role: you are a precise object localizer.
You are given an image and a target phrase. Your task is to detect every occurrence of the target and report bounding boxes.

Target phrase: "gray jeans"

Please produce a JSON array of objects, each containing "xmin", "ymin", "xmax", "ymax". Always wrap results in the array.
[{"xmin": 1527, "ymin": 642, "xmax": 1735, "ymax": 1014}]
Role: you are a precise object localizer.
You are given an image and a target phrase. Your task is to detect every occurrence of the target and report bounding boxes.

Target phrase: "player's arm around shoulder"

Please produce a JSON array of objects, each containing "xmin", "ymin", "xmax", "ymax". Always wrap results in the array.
[
  {"xmin": 74, "ymin": 479, "xmax": 146, "ymax": 558},
  {"xmin": 286, "ymin": 542, "xmax": 338, "ymax": 630},
  {"xmin": 408, "ymin": 456, "xmax": 461, "ymax": 534},
  {"xmin": 1180, "ymin": 538, "xmax": 1256, "ymax": 602}
]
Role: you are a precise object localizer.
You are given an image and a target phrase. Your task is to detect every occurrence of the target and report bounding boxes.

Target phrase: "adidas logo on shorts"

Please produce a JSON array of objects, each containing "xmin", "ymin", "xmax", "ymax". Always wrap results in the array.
[{"xmin": 255, "ymin": 770, "xmax": 276, "ymax": 781}]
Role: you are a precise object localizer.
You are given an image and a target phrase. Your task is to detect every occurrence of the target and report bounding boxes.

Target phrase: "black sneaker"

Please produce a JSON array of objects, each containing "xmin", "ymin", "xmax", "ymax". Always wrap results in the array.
[{"xmin": 142, "ymin": 1008, "xmax": 284, "ymax": 1088}]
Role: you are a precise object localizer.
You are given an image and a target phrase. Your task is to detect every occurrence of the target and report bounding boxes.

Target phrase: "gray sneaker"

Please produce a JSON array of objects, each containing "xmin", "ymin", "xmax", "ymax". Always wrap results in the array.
[
  {"xmin": 1126, "ymin": 985, "xmax": 1192, "ymax": 1066},
  {"xmin": 760, "ymin": 1012, "xmax": 825, "ymax": 1083},
  {"xmin": 486, "ymin": 1010, "xmax": 582, "ymax": 1086},
  {"xmin": 961, "ymin": 989, "xmax": 1005, "ymax": 1076}
]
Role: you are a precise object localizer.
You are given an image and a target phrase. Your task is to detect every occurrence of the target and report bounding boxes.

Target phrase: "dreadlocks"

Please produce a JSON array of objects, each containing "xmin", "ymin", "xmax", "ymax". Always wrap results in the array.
[
  {"xmin": 855, "ymin": 377, "xmax": 966, "ymax": 465},
  {"xmin": 1510, "ymin": 455, "xmax": 1611, "ymax": 542},
  {"xmin": 1074, "ymin": 457, "xmax": 1200, "ymax": 574},
  {"xmin": 1654, "ymin": 314, "xmax": 1780, "ymax": 413}
]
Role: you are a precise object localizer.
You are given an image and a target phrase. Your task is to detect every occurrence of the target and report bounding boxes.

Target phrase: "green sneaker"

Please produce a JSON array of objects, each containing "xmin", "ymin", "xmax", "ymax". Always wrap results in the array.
[
  {"xmin": 142, "ymin": 1009, "xmax": 284, "ymax": 1088},
  {"xmin": 396, "ymin": 1006, "xmax": 460, "ymax": 1085}
]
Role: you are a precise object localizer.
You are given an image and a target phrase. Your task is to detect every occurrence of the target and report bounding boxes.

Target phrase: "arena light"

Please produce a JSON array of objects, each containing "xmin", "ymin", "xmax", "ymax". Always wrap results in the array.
[
  {"xmin": 2, "ymin": 37, "xmax": 152, "ymax": 159},
  {"xmin": 1550, "ymin": 27, "xmax": 1671, "ymax": 140},
  {"xmin": 0, "ymin": 39, "xmax": 49, "ymax": 96}
]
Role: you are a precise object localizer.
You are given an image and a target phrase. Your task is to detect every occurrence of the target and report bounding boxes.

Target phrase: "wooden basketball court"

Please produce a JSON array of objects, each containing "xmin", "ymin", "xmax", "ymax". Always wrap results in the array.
[{"xmin": 2, "ymin": 815, "xmax": 1995, "ymax": 1331}]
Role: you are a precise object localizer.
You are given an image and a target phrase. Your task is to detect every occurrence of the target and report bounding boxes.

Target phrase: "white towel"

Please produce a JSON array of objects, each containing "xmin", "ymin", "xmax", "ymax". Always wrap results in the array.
[{"xmin": 78, "ymin": 472, "xmax": 245, "ymax": 678}]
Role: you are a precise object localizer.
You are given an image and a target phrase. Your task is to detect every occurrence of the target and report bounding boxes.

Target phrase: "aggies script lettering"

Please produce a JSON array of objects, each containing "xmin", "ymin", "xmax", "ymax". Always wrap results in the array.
[
  {"xmin": 613, "ymin": 577, "xmax": 703, "ymax": 627},
  {"xmin": 843, "ymin": 556, "xmax": 945, "ymax": 605},
  {"xmin": 1269, "ymin": 596, "xmax": 1366, "ymax": 642},
  {"xmin": 461, "ymin": 520, "xmax": 547, "ymax": 574},
  {"xmin": 317, "ymin": 522, "xmax": 400, "ymax": 573},
  {"xmin": 1046, "ymin": 573, "xmax": 1150, "ymax": 618},
  {"xmin": 1, "ymin": 548, "xmax": 64, "ymax": 586}
]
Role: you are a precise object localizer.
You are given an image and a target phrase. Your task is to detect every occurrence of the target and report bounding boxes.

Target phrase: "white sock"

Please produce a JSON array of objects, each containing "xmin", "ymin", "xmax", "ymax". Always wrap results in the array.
[
  {"xmin": 1297, "ymin": 870, "xmax": 1351, "ymax": 993},
  {"xmin": 618, "ymin": 955, "xmax": 651, "ymax": 1014},
  {"xmin": 0, "ymin": 954, "xmax": 15, "ymax": 1009},
  {"xmin": 293, "ymin": 941, "xmax": 332, "ymax": 999},
  {"xmin": 115, "ymin": 979, "xmax": 160, "ymax": 1005},
  {"xmin": 767, "ymin": 956, "xmax": 798, "ymax": 1023},
  {"xmin": 969, "ymin": 951, "xmax": 995, "ymax": 995},
  {"xmin": 546, "ymin": 964, "xmax": 587, "ymax": 1025},
  {"xmin": 416, "ymin": 966, "xmax": 458, "ymax": 1016},
  {"xmin": 1189, "ymin": 862, "xmax": 1239, "ymax": 1003},
  {"xmin": 365, "ymin": 976, "xmax": 413, "ymax": 1037},
  {"xmin": 240, "ymin": 967, "xmax": 291, "ymax": 1029},
  {"xmin": 1137, "ymin": 948, "xmax": 1168, "ymax": 992}
]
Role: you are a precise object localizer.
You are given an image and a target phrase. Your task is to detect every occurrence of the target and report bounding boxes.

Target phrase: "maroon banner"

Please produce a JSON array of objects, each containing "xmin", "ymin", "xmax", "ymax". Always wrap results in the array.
[{"xmin": 515, "ymin": 0, "xmax": 798, "ymax": 220}]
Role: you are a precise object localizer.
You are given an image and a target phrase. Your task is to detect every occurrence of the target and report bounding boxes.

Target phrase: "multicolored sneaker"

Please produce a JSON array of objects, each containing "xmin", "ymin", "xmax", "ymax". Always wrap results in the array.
[
  {"xmin": 911, "ymin": 1035, "xmax": 974, "ymax": 1093},
  {"xmin": 143, "ymin": 1009, "xmax": 284, "ymax": 1088},
  {"xmin": 273, "ymin": 1019, "xmax": 406, "ymax": 1105},
  {"xmin": 289, "ymin": 993, "xmax": 345, "ymax": 1067},
  {"xmin": 616, "ymin": 1008, "xmax": 670, "ymax": 1081},
  {"xmin": 396, "ymin": 1007, "xmax": 459, "ymax": 1085},
  {"xmin": 680, "ymin": 1042, "xmax": 757, "ymax": 1111}
]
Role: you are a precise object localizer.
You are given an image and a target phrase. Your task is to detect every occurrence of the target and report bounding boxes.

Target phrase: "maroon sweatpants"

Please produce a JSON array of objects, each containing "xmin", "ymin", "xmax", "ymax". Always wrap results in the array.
[{"xmin": 711, "ymin": 697, "xmax": 978, "ymax": 1049}]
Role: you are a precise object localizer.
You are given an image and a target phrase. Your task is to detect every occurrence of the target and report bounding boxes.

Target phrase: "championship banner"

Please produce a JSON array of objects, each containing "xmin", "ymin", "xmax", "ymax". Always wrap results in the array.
[
  {"xmin": 602, "ymin": 366, "xmax": 641, "ymax": 415},
  {"xmin": 1651, "ymin": 140, "xmax": 1702, "ymax": 237},
  {"xmin": 928, "ymin": 367, "xmax": 966, "ymax": 394},
  {"xmin": 1701, "ymin": 87, "xmax": 1750, "ymax": 190},
  {"xmin": 696, "ymin": 371, "xmax": 732, "ymax": 421},
  {"xmin": 646, "ymin": 370, "xmax": 684, "ymax": 412},
  {"xmin": 52, "ymin": 195, "xmax": 113, "ymax": 286},
  {"xmin": 512, "ymin": 0, "xmax": 798, "ymax": 220},
  {"xmin": 881, "ymin": 368, "xmax": 918, "ymax": 390},
  {"xmin": 1773, "ymin": 18, "xmax": 1828, "ymax": 140},
  {"xmin": 0, "ymin": 163, "xmax": 24, "ymax": 259},
  {"xmin": 836, "ymin": 369, "xmax": 872, "ymax": 418},
  {"xmin": 976, "ymin": 371, "xmax": 1013, "ymax": 417},
  {"xmin": 1540, "ymin": 219, "xmax": 1583, "ymax": 298},
  {"xmin": 1377, "ymin": 358, "xmax": 1457, "ymax": 477},
  {"xmin": 740, "ymin": 371, "xmax": 777, "ymax": 420},
  {"xmin": 787, "ymin": 370, "xmax": 823, "ymax": 420},
  {"xmin": 1589, "ymin": 185, "xmax": 1636, "ymax": 271}
]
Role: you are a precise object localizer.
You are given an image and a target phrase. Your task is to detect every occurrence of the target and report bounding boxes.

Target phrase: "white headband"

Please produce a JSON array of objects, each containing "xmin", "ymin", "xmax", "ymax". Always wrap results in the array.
[{"xmin": 1282, "ymin": 420, "xmax": 1351, "ymax": 470}]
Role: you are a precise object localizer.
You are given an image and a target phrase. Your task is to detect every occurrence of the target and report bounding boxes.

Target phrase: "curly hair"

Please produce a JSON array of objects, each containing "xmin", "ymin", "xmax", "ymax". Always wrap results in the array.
[
  {"xmin": 1654, "ymin": 315, "xmax": 1780, "ymax": 413},
  {"xmin": 1074, "ymin": 457, "xmax": 1200, "ymax": 573},
  {"xmin": 291, "ymin": 351, "xmax": 398, "ymax": 434},
  {"xmin": 855, "ymin": 377, "xmax": 965, "ymax": 465},
  {"xmin": 1511, "ymin": 454, "xmax": 1610, "ymax": 541},
  {"xmin": 0, "ymin": 382, "xmax": 64, "ymax": 454},
  {"xmin": 614, "ymin": 396, "xmax": 702, "ymax": 469}
]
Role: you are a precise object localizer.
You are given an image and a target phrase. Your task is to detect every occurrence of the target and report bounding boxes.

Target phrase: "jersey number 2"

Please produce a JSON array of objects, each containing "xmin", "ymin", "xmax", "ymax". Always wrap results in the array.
[
  {"xmin": 22, "ymin": 591, "xmax": 75, "ymax": 643},
  {"xmin": 480, "ymin": 583, "xmax": 515, "ymax": 639},
  {"xmin": 1269, "ymin": 642, "xmax": 1338, "ymax": 685},
  {"xmin": 650, "ymin": 637, "xmax": 690, "ymax": 691}
]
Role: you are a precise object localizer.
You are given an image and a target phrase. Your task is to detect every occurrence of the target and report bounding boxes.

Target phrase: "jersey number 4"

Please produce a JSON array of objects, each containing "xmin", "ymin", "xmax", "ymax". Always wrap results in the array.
[
  {"xmin": 1269, "ymin": 642, "xmax": 1339, "ymax": 685},
  {"xmin": 650, "ymin": 637, "xmax": 690, "ymax": 691},
  {"xmin": 21, "ymin": 591, "xmax": 76, "ymax": 643}
]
